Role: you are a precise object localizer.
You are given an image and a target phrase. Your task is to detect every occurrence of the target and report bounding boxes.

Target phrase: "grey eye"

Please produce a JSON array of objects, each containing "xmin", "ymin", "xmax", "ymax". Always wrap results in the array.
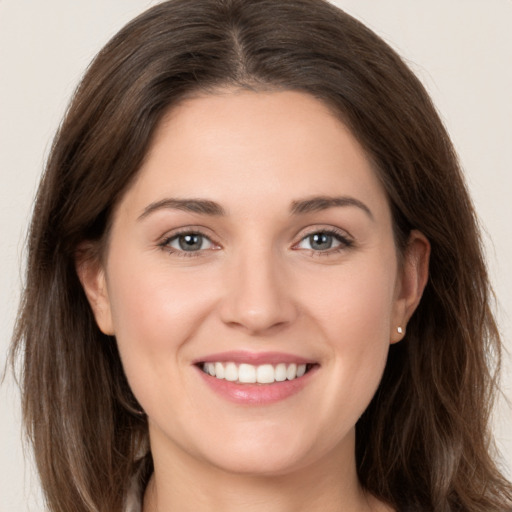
[
  {"xmin": 169, "ymin": 233, "xmax": 213, "ymax": 252},
  {"xmin": 309, "ymin": 233, "xmax": 334, "ymax": 250},
  {"xmin": 297, "ymin": 231, "xmax": 345, "ymax": 251}
]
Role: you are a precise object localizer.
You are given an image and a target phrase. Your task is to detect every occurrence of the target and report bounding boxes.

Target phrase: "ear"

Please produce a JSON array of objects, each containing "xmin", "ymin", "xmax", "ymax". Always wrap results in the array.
[
  {"xmin": 391, "ymin": 230, "xmax": 430, "ymax": 343},
  {"xmin": 75, "ymin": 244, "xmax": 115, "ymax": 336}
]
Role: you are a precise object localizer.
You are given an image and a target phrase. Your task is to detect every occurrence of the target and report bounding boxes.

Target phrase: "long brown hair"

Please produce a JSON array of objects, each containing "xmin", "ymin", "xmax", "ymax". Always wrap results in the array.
[{"xmin": 10, "ymin": 1, "xmax": 512, "ymax": 511}]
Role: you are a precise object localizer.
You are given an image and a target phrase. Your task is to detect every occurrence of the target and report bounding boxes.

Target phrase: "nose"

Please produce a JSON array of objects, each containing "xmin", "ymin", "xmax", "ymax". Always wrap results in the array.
[{"xmin": 218, "ymin": 247, "xmax": 299, "ymax": 335}]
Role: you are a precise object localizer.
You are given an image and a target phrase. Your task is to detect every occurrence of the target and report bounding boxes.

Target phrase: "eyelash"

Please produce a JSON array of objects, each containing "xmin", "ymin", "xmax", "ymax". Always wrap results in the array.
[
  {"xmin": 158, "ymin": 227, "xmax": 353, "ymax": 258},
  {"xmin": 296, "ymin": 228, "xmax": 354, "ymax": 257},
  {"xmin": 158, "ymin": 228, "xmax": 217, "ymax": 258}
]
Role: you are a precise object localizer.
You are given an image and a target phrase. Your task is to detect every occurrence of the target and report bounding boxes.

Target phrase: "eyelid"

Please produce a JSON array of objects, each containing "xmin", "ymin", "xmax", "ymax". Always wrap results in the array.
[
  {"xmin": 158, "ymin": 225, "xmax": 218, "ymax": 243},
  {"xmin": 292, "ymin": 226, "xmax": 354, "ymax": 253},
  {"xmin": 158, "ymin": 227, "xmax": 221, "ymax": 257},
  {"xmin": 295, "ymin": 225, "xmax": 353, "ymax": 243},
  {"xmin": 157, "ymin": 224, "xmax": 354, "ymax": 257}
]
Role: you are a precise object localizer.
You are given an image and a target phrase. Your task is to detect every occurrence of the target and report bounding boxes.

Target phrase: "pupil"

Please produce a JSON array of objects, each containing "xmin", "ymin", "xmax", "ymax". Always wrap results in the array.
[
  {"xmin": 179, "ymin": 234, "xmax": 202, "ymax": 251},
  {"xmin": 310, "ymin": 233, "xmax": 332, "ymax": 250}
]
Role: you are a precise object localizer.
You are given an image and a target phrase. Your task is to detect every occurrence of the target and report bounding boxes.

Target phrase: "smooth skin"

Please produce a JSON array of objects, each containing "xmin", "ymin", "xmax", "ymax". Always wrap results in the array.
[{"xmin": 78, "ymin": 90, "xmax": 430, "ymax": 512}]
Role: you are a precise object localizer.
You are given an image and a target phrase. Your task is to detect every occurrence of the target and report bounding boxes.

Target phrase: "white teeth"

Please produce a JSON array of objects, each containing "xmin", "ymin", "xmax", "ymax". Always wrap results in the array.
[
  {"xmin": 206, "ymin": 362, "xmax": 215, "ymax": 376},
  {"xmin": 275, "ymin": 363, "xmax": 287, "ymax": 382},
  {"xmin": 286, "ymin": 363, "xmax": 297, "ymax": 380},
  {"xmin": 215, "ymin": 362, "xmax": 225, "ymax": 379},
  {"xmin": 238, "ymin": 363, "xmax": 256, "ymax": 383},
  {"xmin": 256, "ymin": 364, "xmax": 275, "ymax": 384},
  {"xmin": 201, "ymin": 361, "xmax": 312, "ymax": 384},
  {"xmin": 224, "ymin": 362, "xmax": 238, "ymax": 382}
]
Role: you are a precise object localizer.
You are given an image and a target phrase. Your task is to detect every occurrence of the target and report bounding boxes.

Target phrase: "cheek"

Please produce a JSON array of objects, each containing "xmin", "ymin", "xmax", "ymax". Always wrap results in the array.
[
  {"xmin": 110, "ymin": 285, "xmax": 211, "ymax": 356},
  {"xmin": 104, "ymin": 251, "xmax": 219, "ymax": 400},
  {"xmin": 304, "ymin": 252, "xmax": 397, "ymax": 340},
  {"xmin": 302, "ymin": 253, "xmax": 397, "ymax": 415}
]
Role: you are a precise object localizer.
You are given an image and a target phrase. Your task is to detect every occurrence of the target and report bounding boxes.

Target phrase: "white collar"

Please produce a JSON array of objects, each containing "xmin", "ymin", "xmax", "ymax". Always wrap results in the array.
[{"xmin": 124, "ymin": 474, "xmax": 143, "ymax": 512}]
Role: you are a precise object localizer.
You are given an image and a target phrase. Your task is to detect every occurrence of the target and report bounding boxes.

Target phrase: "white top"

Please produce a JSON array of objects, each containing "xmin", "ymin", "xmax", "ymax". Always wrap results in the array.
[
  {"xmin": 124, "ymin": 476, "xmax": 142, "ymax": 512},
  {"xmin": 125, "ymin": 495, "xmax": 141, "ymax": 512}
]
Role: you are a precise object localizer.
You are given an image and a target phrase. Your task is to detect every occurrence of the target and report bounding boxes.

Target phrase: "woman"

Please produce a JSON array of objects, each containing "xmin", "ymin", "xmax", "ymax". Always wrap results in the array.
[{"xmin": 10, "ymin": 0, "xmax": 512, "ymax": 511}]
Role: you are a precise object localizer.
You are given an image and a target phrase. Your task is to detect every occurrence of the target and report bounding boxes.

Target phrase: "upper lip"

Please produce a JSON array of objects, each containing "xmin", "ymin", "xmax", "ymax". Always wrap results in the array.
[{"xmin": 192, "ymin": 350, "xmax": 317, "ymax": 366}]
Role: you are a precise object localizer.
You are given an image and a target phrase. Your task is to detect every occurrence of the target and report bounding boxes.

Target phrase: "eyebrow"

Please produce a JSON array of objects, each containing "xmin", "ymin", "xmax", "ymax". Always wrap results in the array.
[
  {"xmin": 290, "ymin": 195, "xmax": 374, "ymax": 220},
  {"xmin": 138, "ymin": 195, "xmax": 373, "ymax": 221},
  {"xmin": 138, "ymin": 198, "xmax": 226, "ymax": 220}
]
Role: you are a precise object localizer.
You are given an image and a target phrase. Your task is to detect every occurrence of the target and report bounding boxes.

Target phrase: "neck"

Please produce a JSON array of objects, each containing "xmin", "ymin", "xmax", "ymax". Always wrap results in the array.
[{"xmin": 143, "ymin": 428, "xmax": 389, "ymax": 512}]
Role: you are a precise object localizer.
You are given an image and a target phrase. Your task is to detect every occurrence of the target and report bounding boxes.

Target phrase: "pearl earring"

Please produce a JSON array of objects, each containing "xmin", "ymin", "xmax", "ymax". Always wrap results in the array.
[{"xmin": 397, "ymin": 326, "xmax": 403, "ymax": 334}]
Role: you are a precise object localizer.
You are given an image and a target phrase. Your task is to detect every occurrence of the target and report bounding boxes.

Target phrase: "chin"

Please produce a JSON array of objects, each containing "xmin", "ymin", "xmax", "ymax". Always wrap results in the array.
[
  {"xmin": 202, "ymin": 446, "xmax": 312, "ymax": 477},
  {"xmin": 186, "ymin": 422, "xmax": 343, "ymax": 478}
]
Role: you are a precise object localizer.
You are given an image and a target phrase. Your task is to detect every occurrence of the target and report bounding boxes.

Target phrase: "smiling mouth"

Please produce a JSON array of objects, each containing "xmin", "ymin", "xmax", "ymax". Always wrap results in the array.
[{"xmin": 198, "ymin": 362, "xmax": 317, "ymax": 384}]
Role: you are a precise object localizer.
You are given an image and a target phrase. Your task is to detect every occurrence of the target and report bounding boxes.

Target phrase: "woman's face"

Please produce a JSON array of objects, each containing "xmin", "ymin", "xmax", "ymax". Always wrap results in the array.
[{"xmin": 81, "ymin": 90, "xmax": 428, "ymax": 476}]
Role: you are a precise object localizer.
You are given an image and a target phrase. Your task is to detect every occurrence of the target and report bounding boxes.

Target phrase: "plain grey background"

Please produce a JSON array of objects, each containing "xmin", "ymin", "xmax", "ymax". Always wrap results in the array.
[{"xmin": 1, "ymin": 1, "xmax": 511, "ymax": 510}]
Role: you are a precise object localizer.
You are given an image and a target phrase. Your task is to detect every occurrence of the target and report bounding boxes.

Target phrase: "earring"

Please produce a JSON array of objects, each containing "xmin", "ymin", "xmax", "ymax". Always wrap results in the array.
[{"xmin": 397, "ymin": 326, "xmax": 403, "ymax": 334}]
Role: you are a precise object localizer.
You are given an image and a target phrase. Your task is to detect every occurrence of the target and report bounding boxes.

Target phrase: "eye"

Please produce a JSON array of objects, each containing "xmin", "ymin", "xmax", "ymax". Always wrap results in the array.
[
  {"xmin": 295, "ymin": 229, "xmax": 352, "ymax": 253},
  {"xmin": 163, "ymin": 232, "xmax": 215, "ymax": 254}
]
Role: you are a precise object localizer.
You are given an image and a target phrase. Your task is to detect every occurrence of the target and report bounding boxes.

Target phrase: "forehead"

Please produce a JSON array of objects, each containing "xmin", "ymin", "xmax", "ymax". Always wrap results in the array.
[{"xmin": 117, "ymin": 89, "xmax": 391, "ymax": 222}]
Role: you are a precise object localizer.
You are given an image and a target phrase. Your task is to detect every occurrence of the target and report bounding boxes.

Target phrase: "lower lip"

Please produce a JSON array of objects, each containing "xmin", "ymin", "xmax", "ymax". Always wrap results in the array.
[{"xmin": 195, "ymin": 365, "xmax": 318, "ymax": 405}]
